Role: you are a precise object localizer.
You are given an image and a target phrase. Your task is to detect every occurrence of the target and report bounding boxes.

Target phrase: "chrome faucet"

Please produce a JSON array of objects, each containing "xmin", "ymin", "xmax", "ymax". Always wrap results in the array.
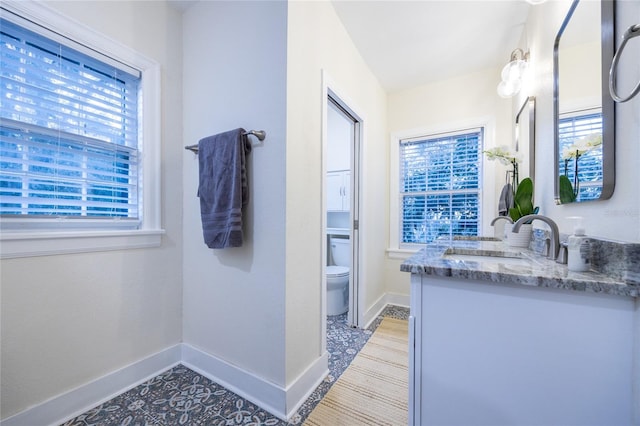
[
  {"xmin": 490, "ymin": 216, "xmax": 514, "ymax": 226},
  {"xmin": 512, "ymin": 214, "xmax": 560, "ymax": 260},
  {"xmin": 490, "ymin": 216, "xmax": 513, "ymax": 240}
]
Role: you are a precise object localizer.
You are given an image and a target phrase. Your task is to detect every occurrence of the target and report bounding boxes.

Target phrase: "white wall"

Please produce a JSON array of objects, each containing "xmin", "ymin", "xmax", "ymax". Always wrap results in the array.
[
  {"xmin": 0, "ymin": 1, "xmax": 184, "ymax": 420},
  {"xmin": 181, "ymin": 0, "xmax": 288, "ymax": 390},
  {"xmin": 558, "ymin": 41, "xmax": 601, "ymax": 112},
  {"xmin": 286, "ymin": 0, "xmax": 388, "ymax": 373}
]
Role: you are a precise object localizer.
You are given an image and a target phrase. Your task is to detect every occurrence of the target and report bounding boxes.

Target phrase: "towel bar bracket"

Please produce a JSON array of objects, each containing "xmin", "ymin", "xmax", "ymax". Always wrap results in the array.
[{"xmin": 185, "ymin": 129, "xmax": 266, "ymax": 154}]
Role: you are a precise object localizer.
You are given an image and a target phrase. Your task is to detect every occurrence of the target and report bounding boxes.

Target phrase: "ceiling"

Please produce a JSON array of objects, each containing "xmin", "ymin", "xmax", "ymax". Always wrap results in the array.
[
  {"xmin": 331, "ymin": 0, "xmax": 532, "ymax": 92},
  {"xmin": 168, "ymin": 0, "xmax": 532, "ymax": 93}
]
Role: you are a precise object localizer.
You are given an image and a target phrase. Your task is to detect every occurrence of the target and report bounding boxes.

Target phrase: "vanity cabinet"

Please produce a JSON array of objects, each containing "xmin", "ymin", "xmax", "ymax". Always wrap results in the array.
[
  {"xmin": 408, "ymin": 273, "xmax": 635, "ymax": 426},
  {"xmin": 326, "ymin": 170, "xmax": 350, "ymax": 211}
]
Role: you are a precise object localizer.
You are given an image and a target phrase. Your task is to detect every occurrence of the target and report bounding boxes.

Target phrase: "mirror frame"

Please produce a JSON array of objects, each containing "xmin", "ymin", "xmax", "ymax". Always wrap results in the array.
[
  {"xmin": 515, "ymin": 96, "xmax": 536, "ymax": 186},
  {"xmin": 553, "ymin": 0, "xmax": 615, "ymax": 204}
]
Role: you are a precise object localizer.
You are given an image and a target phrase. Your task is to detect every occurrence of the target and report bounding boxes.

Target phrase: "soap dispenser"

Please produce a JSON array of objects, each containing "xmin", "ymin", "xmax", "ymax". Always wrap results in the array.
[{"xmin": 567, "ymin": 216, "xmax": 591, "ymax": 272}]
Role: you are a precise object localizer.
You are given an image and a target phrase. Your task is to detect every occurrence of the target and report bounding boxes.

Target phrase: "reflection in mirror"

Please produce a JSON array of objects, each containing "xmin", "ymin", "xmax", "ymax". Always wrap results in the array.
[
  {"xmin": 515, "ymin": 96, "xmax": 535, "ymax": 186},
  {"xmin": 554, "ymin": 0, "xmax": 615, "ymax": 204}
]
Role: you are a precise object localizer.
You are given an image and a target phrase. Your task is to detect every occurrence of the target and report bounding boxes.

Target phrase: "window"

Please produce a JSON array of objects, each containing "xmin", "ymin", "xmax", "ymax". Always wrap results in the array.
[
  {"xmin": 1, "ymin": 17, "xmax": 141, "ymax": 226},
  {"xmin": 399, "ymin": 128, "xmax": 482, "ymax": 246},
  {"xmin": 558, "ymin": 110, "xmax": 603, "ymax": 202},
  {"xmin": 0, "ymin": 4, "xmax": 162, "ymax": 258}
]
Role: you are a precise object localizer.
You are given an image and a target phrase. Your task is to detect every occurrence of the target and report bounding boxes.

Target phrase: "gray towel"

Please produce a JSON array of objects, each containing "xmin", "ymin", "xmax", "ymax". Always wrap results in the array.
[
  {"xmin": 197, "ymin": 128, "xmax": 251, "ymax": 248},
  {"xmin": 497, "ymin": 183, "xmax": 513, "ymax": 216}
]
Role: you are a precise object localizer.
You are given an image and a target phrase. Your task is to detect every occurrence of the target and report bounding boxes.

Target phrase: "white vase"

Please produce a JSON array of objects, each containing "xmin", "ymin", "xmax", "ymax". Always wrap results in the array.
[{"xmin": 505, "ymin": 223, "xmax": 532, "ymax": 248}]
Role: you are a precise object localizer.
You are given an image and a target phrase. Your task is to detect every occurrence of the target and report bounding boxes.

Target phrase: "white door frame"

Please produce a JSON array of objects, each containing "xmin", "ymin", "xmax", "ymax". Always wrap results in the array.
[{"xmin": 321, "ymin": 70, "xmax": 364, "ymax": 338}]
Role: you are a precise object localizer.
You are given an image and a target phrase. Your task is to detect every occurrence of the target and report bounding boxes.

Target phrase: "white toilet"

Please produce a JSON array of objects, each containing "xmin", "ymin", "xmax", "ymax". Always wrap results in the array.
[{"xmin": 326, "ymin": 236, "xmax": 350, "ymax": 316}]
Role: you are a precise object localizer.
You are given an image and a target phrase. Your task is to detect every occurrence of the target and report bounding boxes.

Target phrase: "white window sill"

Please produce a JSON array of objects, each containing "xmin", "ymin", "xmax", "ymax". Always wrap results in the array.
[
  {"xmin": 0, "ymin": 229, "xmax": 165, "ymax": 259},
  {"xmin": 386, "ymin": 248, "xmax": 421, "ymax": 260}
]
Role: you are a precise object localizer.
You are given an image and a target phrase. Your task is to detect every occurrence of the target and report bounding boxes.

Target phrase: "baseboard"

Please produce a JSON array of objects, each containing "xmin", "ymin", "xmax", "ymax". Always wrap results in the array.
[
  {"xmin": 362, "ymin": 292, "xmax": 410, "ymax": 329},
  {"xmin": 1, "ymin": 343, "xmax": 329, "ymax": 425},
  {"xmin": 284, "ymin": 351, "xmax": 329, "ymax": 420},
  {"xmin": 0, "ymin": 300, "xmax": 403, "ymax": 426},
  {"xmin": 1, "ymin": 345, "xmax": 182, "ymax": 426},
  {"xmin": 385, "ymin": 292, "xmax": 410, "ymax": 309},
  {"xmin": 181, "ymin": 344, "xmax": 328, "ymax": 421},
  {"xmin": 181, "ymin": 343, "xmax": 287, "ymax": 419}
]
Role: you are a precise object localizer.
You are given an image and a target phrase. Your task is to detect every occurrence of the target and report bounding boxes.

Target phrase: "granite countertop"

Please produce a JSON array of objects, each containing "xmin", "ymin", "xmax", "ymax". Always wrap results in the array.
[{"xmin": 401, "ymin": 237, "xmax": 638, "ymax": 298}]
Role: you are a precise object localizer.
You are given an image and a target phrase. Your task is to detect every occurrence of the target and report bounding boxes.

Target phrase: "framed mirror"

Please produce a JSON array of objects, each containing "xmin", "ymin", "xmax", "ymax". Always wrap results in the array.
[
  {"xmin": 553, "ymin": 0, "xmax": 615, "ymax": 204},
  {"xmin": 515, "ymin": 96, "xmax": 535, "ymax": 185}
]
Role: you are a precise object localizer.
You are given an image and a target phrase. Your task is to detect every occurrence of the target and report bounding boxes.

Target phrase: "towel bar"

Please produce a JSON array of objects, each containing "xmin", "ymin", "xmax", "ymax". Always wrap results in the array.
[
  {"xmin": 609, "ymin": 24, "xmax": 640, "ymax": 103},
  {"xmin": 185, "ymin": 130, "xmax": 266, "ymax": 154}
]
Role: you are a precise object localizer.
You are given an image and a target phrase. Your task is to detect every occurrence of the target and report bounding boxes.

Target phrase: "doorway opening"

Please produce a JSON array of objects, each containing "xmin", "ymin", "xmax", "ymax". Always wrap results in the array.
[{"xmin": 324, "ymin": 91, "xmax": 361, "ymax": 330}]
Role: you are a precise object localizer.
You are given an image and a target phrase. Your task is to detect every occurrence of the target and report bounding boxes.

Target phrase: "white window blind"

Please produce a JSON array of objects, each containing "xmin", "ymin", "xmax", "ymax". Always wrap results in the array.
[
  {"xmin": 0, "ymin": 16, "xmax": 141, "ymax": 225},
  {"xmin": 558, "ymin": 111, "xmax": 603, "ymax": 201},
  {"xmin": 399, "ymin": 128, "xmax": 482, "ymax": 245}
]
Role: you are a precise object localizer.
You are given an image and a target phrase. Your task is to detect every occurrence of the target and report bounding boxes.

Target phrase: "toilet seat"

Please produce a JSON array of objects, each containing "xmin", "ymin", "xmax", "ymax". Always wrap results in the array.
[{"xmin": 327, "ymin": 265, "xmax": 349, "ymax": 277}]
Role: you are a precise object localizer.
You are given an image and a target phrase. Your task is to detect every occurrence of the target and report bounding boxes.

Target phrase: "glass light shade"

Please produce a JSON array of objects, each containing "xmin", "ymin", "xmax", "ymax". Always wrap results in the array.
[
  {"xmin": 497, "ymin": 78, "xmax": 522, "ymax": 98},
  {"xmin": 501, "ymin": 59, "xmax": 528, "ymax": 82}
]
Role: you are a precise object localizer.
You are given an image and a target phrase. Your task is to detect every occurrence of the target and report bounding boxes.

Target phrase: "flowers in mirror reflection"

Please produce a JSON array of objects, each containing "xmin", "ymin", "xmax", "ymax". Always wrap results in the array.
[{"xmin": 558, "ymin": 111, "xmax": 603, "ymax": 202}]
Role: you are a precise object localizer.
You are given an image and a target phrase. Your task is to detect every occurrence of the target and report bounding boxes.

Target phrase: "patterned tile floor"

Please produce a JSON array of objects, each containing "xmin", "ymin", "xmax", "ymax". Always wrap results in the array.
[{"xmin": 61, "ymin": 305, "xmax": 409, "ymax": 426}]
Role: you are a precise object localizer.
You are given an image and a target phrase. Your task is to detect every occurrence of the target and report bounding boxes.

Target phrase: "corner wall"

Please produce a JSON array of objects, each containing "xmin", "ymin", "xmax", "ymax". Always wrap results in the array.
[
  {"xmin": 181, "ymin": 0, "xmax": 289, "ymax": 411},
  {"xmin": 182, "ymin": 1, "xmax": 389, "ymax": 416},
  {"xmin": 285, "ymin": 0, "xmax": 388, "ymax": 386}
]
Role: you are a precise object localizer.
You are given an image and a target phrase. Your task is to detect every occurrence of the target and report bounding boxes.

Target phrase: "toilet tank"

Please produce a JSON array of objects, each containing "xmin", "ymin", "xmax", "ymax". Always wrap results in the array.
[{"xmin": 330, "ymin": 236, "xmax": 350, "ymax": 266}]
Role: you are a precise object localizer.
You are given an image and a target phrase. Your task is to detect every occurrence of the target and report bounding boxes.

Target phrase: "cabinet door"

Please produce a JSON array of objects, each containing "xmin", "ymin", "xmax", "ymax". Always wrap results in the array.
[
  {"xmin": 327, "ymin": 171, "xmax": 350, "ymax": 211},
  {"xmin": 327, "ymin": 172, "xmax": 344, "ymax": 211},
  {"xmin": 341, "ymin": 171, "xmax": 351, "ymax": 210}
]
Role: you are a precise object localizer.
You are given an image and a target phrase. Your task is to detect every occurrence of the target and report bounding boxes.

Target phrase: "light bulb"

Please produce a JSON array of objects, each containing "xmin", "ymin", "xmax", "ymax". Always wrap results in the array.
[
  {"xmin": 497, "ymin": 79, "xmax": 522, "ymax": 98},
  {"xmin": 501, "ymin": 59, "xmax": 528, "ymax": 82}
]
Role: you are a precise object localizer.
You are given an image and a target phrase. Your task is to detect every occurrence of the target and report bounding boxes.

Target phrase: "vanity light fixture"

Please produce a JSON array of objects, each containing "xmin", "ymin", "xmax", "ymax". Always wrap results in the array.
[
  {"xmin": 525, "ymin": 0, "xmax": 547, "ymax": 4},
  {"xmin": 497, "ymin": 48, "xmax": 530, "ymax": 98}
]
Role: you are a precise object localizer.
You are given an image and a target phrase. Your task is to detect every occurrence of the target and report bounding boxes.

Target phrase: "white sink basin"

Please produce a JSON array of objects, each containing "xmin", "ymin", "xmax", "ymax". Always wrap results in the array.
[
  {"xmin": 442, "ymin": 247, "xmax": 536, "ymax": 266},
  {"xmin": 452, "ymin": 236, "xmax": 501, "ymax": 241},
  {"xmin": 442, "ymin": 252, "xmax": 533, "ymax": 266}
]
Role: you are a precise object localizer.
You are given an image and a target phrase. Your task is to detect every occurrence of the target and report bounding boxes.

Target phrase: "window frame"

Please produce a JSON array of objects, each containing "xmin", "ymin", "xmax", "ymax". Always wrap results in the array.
[
  {"xmin": 0, "ymin": 1, "xmax": 163, "ymax": 258},
  {"xmin": 389, "ymin": 120, "xmax": 491, "ymax": 258}
]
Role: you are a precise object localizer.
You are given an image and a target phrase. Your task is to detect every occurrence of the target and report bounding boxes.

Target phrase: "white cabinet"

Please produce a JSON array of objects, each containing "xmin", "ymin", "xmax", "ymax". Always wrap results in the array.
[
  {"xmin": 409, "ymin": 273, "xmax": 635, "ymax": 426},
  {"xmin": 327, "ymin": 171, "xmax": 350, "ymax": 211}
]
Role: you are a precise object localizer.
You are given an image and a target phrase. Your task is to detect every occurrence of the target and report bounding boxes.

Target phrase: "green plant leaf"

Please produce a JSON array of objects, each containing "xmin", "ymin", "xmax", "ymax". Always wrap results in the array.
[
  {"xmin": 559, "ymin": 175, "xmax": 577, "ymax": 203},
  {"xmin": 509, "ymin": 177, "xmax": 535, "ymax": 221}
]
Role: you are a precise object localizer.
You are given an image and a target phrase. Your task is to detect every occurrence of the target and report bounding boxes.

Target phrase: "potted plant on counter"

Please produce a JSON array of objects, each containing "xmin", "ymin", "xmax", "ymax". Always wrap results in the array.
[
  {"xmin": 506, "ymin": 177, "xmax": 539, "ymax": 247},
  {"xmin": 484, "ymin": 146, "xmax": 539, "ymax": 246}
]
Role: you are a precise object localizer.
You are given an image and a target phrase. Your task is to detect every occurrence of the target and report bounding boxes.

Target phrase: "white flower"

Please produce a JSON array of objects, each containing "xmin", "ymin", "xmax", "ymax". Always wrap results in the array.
[
  {"xmin": 562, "ymin": 145, "xmax": 578, "ymax": 160},
  {"xmin": 581, "ymin": 132, "xmax": 603, "ymax": 149},
  {"xmin": 483, "ymin": 146, "xmax": 521, "ymax": 166},
  {"xmin": 562, "ymin": 133, "xmax": 603, "ymax": 160}
]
